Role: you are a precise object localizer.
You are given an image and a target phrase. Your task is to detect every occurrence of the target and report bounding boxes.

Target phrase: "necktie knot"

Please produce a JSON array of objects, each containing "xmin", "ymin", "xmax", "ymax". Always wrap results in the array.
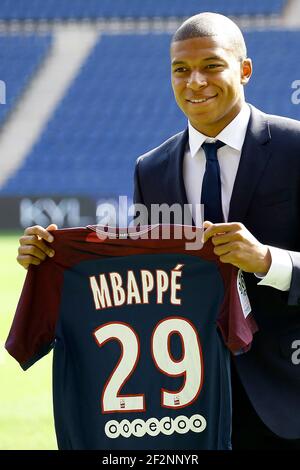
[{"xmin": 202, "ymin": 141, "xmax": 225, "ymax": 161}]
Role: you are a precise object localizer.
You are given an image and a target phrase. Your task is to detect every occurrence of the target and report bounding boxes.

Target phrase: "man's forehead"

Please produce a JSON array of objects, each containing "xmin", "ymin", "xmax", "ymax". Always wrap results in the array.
[{"xmin": 170, "ymin": 37, "xmax": 234, "ymax": 62}]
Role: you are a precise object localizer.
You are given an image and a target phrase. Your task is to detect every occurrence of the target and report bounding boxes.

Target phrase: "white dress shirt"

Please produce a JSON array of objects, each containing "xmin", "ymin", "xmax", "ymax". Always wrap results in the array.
[{"xmin": 183, "ymin": 103, "xmax": 292, "ymax": 291}]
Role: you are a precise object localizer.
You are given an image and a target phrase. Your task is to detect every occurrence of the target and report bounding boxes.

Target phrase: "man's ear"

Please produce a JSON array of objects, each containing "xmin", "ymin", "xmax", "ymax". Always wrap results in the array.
[{"xmin": 241, "ymin": 58, "xmax": 252, "ymax": 85}]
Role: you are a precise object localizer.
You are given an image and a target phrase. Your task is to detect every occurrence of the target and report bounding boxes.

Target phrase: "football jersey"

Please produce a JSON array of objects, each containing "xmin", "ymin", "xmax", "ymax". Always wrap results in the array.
[{"xmin": 5, "ymin": 225, "xmax": 257, "ymax": 450}]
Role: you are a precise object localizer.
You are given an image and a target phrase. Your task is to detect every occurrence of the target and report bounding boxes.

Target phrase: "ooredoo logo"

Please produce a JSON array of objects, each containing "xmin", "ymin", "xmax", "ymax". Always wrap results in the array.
[{"xmin": 105, "ymin": 414, "xmax": 207, "ymax": 439}]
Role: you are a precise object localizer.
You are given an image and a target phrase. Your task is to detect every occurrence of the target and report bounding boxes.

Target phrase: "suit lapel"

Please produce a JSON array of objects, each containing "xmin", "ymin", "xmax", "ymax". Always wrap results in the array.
[
  {"xmin": 228, "ymin": 105, "xmax": 272, "ymax": 222},
  {"xmin": 165, "ymin": 128, "xmax": 189, "ymax": 206}
]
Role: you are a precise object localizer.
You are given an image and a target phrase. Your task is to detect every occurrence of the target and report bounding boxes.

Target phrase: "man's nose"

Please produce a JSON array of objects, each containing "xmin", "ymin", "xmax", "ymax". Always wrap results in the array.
[{"xmin": 186, "ymin": 71, "xmax": 207, "ymax": 89}]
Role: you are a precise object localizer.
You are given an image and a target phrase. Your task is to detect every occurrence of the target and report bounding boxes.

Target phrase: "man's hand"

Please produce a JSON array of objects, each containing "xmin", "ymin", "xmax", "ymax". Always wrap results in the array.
[
  {"xmin": 203, "ymin": 221, "xmax": 271, "ymax": 275},
  {"xmin": 17, "ymin": 224, "xmax": 58, "ymax": 270}
]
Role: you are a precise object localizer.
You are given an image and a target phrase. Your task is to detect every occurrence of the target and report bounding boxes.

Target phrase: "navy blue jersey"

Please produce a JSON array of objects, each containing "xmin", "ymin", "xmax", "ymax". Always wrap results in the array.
[{"xmin": 6, "ymin": 225, "xmax": 257, "ymax": 450}]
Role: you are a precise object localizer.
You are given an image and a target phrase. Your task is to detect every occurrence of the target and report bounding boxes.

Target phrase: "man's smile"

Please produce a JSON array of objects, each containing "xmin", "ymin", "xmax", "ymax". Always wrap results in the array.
[{"xmin": 186, "ymin": 94, "xmax": 218, "ymax": 105}]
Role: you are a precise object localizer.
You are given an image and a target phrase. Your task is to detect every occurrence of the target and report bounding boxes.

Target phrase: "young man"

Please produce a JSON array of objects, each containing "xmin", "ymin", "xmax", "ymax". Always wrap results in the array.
[{"xmin": 17, "ymin": 13, "xmax": 300, "ymax": 449}]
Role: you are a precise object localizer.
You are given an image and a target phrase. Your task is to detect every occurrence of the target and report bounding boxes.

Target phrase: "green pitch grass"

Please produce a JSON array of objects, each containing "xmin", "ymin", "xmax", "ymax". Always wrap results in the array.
[{"xmin": 0, "ymin": 232, "xmax": 57, "ymax": 450}]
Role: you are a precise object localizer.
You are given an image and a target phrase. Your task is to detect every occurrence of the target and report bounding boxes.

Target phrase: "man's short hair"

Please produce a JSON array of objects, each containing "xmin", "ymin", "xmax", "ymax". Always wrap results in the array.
[{"xmin": 171, "ymin": 12, "xmax": 247, "ymax": 61}]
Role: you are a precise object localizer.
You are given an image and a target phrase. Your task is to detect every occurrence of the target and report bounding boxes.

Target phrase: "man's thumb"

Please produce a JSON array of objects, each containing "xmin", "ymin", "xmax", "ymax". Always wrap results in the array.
[
  {"xmin": 203, "ymin": 220, "xmax": 213, "ymax": 229},
  {"xmin": 46, "ymin": 224, "xmax": 58, "ymax": 231}
]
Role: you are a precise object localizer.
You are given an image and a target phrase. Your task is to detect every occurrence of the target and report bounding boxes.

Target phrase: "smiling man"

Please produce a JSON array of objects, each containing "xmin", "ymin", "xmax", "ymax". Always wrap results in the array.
[
  {"xmin": 133, "ymin": 13, "xmax": 300, "ymax": 449},
  {"xmin": 17, "ymin": 12, "xmax": 300, "ymax": 449}
]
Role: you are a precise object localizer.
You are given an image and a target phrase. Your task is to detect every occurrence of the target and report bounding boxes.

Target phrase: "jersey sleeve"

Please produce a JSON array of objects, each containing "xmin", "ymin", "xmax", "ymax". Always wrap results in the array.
[
  {"xmin": 217, "ymin": 267, "xmax": 258, "ymax": 355},
  {"xmin": 5, "ymin": 258, "xmax": 63, "ymax": 370}
]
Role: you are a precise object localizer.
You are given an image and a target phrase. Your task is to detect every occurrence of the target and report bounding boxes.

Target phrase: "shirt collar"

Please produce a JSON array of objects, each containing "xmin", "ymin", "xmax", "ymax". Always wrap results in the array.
[{"xmin": 188, "ymin": 102, "xmax": 251, "ymax": 158}]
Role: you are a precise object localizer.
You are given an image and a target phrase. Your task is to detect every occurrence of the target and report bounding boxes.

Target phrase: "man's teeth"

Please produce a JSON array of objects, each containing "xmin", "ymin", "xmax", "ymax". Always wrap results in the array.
[{"xmin": 190, "ymin": 98, "xmax": 209, "ymax": 103}]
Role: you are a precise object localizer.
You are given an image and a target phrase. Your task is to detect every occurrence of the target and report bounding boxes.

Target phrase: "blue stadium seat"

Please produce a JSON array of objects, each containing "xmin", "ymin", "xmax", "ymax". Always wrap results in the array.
[
  {"xmin": 244, "ymin": 31, "xmax": 300, "ymax": 119},
  {"xmin": 0, "ymin": 0, "xmax": 287, "ymax": 20},
  {"xmin": 1, "ymin": 30, "xmax": 300, "ymax": 200},
  {"xmin": 0, "ymin": 34, "xmax": 52, "ymax": 125}
]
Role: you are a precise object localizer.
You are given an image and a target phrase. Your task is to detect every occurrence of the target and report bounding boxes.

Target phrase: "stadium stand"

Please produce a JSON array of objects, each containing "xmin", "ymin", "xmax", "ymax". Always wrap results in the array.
[
  {"xmin": 245, "ymin": 30, "xmax": 300, "ymax": 119},
  {"xmin": 0, "ymin": 0, "xmax": 287, "ymax": 21},
  {"xmin": 0, "ymin": 34, "xmax": 184, "ymax": 197},
  {"xmin": 0, "ymin": 34, "xmax": 52, "ymax": 126},
  {"xmin": 1, "ymin": 30, "xmax": 300, "ymax": 199}
]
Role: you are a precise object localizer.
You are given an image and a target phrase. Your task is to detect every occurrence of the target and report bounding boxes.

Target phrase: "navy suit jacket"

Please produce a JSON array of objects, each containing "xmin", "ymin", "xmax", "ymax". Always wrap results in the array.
[{"xmin": 133, "ymin": 104, "xmax": 300, "ymax": 439}]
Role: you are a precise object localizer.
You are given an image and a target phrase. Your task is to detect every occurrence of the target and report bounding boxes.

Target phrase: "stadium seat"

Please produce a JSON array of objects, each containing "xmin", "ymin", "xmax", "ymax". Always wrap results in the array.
[{"xmin": 0, "ymin": 34, "xmax": 52, "ymax": 125}]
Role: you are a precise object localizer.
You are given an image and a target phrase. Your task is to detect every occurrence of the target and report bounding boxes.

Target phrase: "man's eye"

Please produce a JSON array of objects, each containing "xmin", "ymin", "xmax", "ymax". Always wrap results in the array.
[
  {"xmin": 206, "ymin": 64, "xmax": 222, "ymax": 69},
  {"xmin": 174, "ymin": 67, "xmax": 188, "ymax": 73}
]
